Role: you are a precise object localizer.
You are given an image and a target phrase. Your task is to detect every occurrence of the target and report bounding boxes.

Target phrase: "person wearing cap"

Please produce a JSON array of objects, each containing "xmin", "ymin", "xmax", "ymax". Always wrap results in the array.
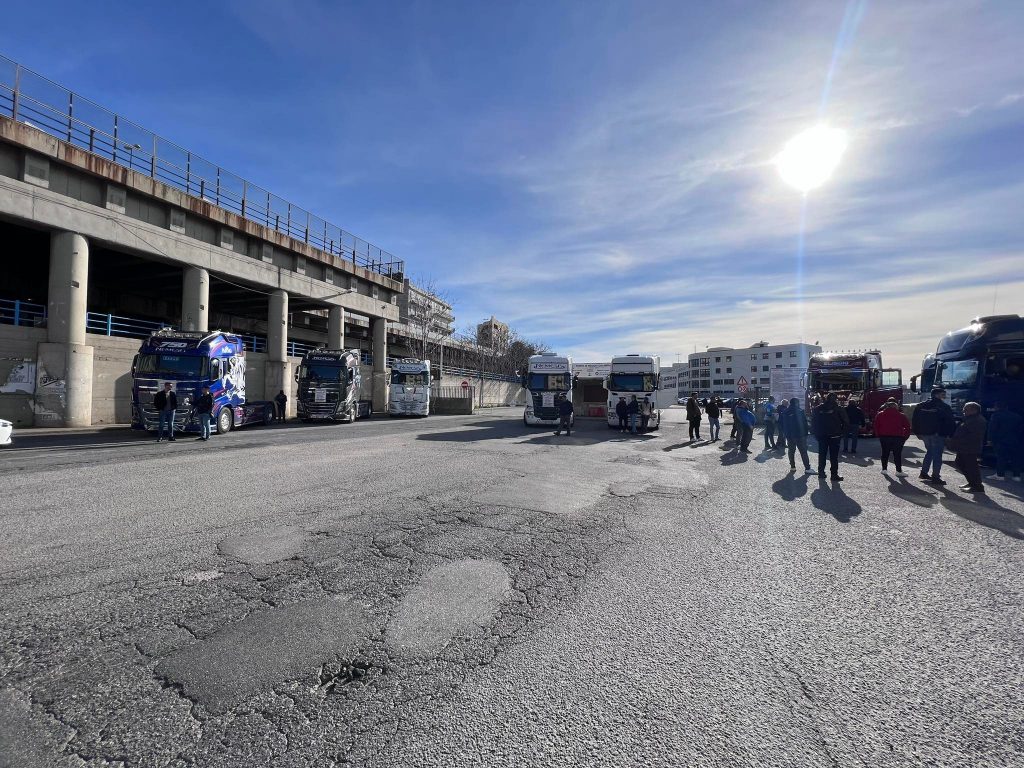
[
  {"xmin": 614, "ymin": 396, "xmax": 629, "ymax": 433},
  {"xmin": 194, "ymin": 385, "xmax": 214, "ymax": 441},
  {"xmin": 946, "ymin": 401, "xmax": 987, "ymax": 493},
  {"xmin": 912, "ymin": 387, "xmax": 956, "ymax": 485},
  {"xmin": 873, "ymin": 398, "xmax": 910, "ymax": 476}
]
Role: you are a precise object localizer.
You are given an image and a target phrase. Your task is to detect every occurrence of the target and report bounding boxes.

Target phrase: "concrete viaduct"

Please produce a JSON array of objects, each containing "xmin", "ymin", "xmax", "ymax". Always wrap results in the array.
[{"xmin": 0, "ymin": 111, "xmax": 404, "ymax": 427}]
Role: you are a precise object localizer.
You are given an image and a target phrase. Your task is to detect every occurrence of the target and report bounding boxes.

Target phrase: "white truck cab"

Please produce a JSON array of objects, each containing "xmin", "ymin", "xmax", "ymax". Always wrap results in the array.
[
  {"xmin": 389, "ymin": 359, "xmax": 431, "ymax": 417},
  {"xmin": 523, "ymin": 353, "xmax": 574, "ymax": 426},
  {"xmin": 606, "ymin": 354, "xmax": 661, "ymax": 430}
]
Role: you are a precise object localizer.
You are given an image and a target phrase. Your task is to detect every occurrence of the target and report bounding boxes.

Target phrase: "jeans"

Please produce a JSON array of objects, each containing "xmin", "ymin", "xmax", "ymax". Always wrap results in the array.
[
  {"xmin": 158, "ymin": 410, "xmax": 175, "ymax": 439},
  {"xmin": 617, "ymin": 415, "xmax": 627, "ymax": 431},
  {"xmin": 629, "ymin": 413, "xmax": 638, "ymax": 434},
  {"xmin": 843, "ymin": 427, "xmax": 859, "ymax": 453},
  {"xmin": 555, "ymin": 415, "xmax": 571, "ymax": 435},
  {"xmin": 739, "ymin": 423, "xmax": 753, "ymax": 451},
  {"xmin": 689, "ymin": 419, "xmax": 701, "ymax": 440},
  {"xmin": 708, "ymin": 417, "xmax": 720, "ymax": 441},
  {"xmin": 776, "ymin": 429, "xmax": 787, "ymax": 451},
  {"xmin": 641, "ymin": 415, "xmax": 650, "ymax": 431},
  {"xmin": 879, "ymin": 436, "xmax": 905, "ymax": 471},
  {"xmin": 764, "ymin": 422, "xmax": 776, "ymax": 449},
  {"xmin": 955, "ymin": 452, "xmax": 983, "ymax": 488},
  {"xmin": 817, "ymin": 435, "xmax": 841, "ymax": 476},
  {"xmin": 199, "ymin": 412, "xmax": 212, "ymax": 439},
  {"xmin": 921, "ymin": 434, "xmax": 946, "ymax": 478},
  {"xmin": 788, "ymin": 435, "xmax": 810, "ymax": 469}
]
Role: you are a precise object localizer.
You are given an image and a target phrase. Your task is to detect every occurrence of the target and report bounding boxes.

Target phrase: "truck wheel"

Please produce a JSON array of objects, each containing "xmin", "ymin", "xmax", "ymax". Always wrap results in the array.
[
  {"xmin": 262, "ymin": 407, "xmax": 274, "ymax": 426},
  {"xmin": 523, "ymin": 414, "xmax": 529, "ymax": 426},
  {"xmin": 216, "ymin": 407, "xmax": 233, "ymax": 434}
]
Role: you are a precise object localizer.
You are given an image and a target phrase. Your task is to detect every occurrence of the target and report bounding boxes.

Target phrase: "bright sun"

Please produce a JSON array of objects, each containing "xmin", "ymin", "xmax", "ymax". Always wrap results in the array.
[{"xmin": 775, "ymin": 124, "xmax": 848, "ymax": 193}]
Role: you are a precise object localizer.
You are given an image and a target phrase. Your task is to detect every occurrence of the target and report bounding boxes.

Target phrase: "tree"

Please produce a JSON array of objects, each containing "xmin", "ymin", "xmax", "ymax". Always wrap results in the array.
[{"xmin": 401, "ymin": 276, "xmax": 454, "ymax": 364}]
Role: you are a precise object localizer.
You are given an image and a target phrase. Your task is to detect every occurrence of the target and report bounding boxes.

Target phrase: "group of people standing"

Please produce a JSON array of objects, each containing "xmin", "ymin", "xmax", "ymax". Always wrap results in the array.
[
  {"xmin": 613, "ymin": 395, "xmax": 655, "ymax": 434},
  {"xmin": 682, "ymin": 387, "xmax": 1017, "ymax": 494}
]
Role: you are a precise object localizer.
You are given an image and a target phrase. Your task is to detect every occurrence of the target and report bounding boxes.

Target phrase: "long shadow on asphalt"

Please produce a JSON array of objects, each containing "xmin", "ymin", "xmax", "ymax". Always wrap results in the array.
[
  {"xmin": 771, "ymin": 471, "xmax": 809, "ymax": 501},
  {"xmin": 416, "ymin": 420, "xmax": 622, "ymax": 446},
  {"xmin": 720, "ymin": 449, "xmax": 749, "ymax": 466},
  {"xmin": 810, "ymin": 477, "xmax": 862, "ymax": 522},
  {"xmin": 886, "ymin": 477, "xmax": 939, "ymax": 507},
  {"xmin": 936, "ymin": 488, "xmax": 1024, "ymax": 540}
]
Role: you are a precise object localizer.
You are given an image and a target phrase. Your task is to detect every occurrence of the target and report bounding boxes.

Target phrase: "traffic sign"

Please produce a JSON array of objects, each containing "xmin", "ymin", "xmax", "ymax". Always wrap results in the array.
[
  {"xmin": 460, "ymin": 380, "xmax": 470, "ymax": 389},
  {"xmin": 737, "ymin": 376, "xmax": 749, "ymax": 394}
]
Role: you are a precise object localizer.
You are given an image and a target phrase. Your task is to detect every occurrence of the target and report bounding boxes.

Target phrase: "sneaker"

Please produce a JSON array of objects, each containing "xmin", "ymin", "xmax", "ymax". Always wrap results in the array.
[
  {"xmin": 169, "ymin": 437, "xmax": 176, "ymax": 442},
  {"xmin": 790, "ymin": 464, "xmax": 796, "ymax": 470},
  {"xmin": 931, "ymin": 478, "xmax": 946, "ymax": 486},
  {"xmin": 918, "ymin": 473, "xmax": 930, "ymax": 480},
  {"xmin": 818, "ymin": 472, "xmax": 827, "ymax": 478},
  {"xmin": 895, "ymin": 471, "xmax": 907, "ymax": 477},
  {"xmin": 969, "ymin": 486, "xmax": 986, "ymax": 493},
  {"xmin": 804, "ymin": 467, "xmax": 814, "ymax": 473},
  {"xmin": 881, "ymin": 467, "xmax": 889, "ymax": 474},
  {"xmin": 831, "ymin": 475, "xmax": 844, "ymax": 482},
  {"xmin": 156, "ymin": 437, "xmax": 162, "ymax": 442}
]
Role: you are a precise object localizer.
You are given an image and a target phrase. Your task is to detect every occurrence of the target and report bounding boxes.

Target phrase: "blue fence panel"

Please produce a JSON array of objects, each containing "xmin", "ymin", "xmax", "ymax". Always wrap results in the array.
[{"xmin": 0, "ymin": 298, "xmax": 47, "ymax": 328}]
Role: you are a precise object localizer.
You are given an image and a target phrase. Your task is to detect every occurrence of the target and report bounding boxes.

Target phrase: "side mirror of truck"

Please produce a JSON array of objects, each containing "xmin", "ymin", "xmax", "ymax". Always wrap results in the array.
[
  {"xmin": 909, "ymin": 376, "xmax": 917, "ymax": 393},
  {"xmin": 131, "ymin": 355, "xmax": 138, "ymax": 376}
]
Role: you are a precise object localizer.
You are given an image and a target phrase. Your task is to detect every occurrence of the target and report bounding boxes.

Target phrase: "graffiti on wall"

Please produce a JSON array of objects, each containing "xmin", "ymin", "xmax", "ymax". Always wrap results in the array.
[{"xmin": 1, "ymin": 359, "xmax": 37, "ymax": 394}]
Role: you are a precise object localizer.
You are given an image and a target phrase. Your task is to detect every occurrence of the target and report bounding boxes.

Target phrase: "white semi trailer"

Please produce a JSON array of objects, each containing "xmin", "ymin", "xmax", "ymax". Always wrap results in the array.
[
  {"xmin": 606, "ymin": 354, "xmax": 661, "ymax": 430},
  {"xmin": 522, "ymin": 353, "xmax": 573, "ymax": 427}
]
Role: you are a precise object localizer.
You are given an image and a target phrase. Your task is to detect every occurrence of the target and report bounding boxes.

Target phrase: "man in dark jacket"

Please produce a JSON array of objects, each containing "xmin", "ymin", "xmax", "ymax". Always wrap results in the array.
[
  {"xmin": 627, "ymin": 395, "xmax": 640, "ymax": 434},
  {"xmin": 813, "ymin": 392, "xmax": 849, "ymax": 480},
  {"xmin": 706, "ymin": 397, "xmax": 721, "ymax": 442},
  {"xmin": 781, "ymin": 398, "xmax": 812, "ymax": 472},
  {"xmin": 614, "ymin": 396, "xmax": 629, "ymax": 433},
  {"xmin": 195, "ymin": 385, "xmax": 214, "ymax": 441},
  {"xmin": 911, "ymin": 387, "xmax": 956, "ymax": 485},
  {"xmin": 988, "ymin": 401, "xmax": 1023, "ymax": 481},
  {"xmin": 554, "ymin": 393, "xmax": 574, "ymax": 436},
  {"xmin": 686, "ymin": 393, "xmax": 702, "ymax": 440},
  {"xmin": 274, "ymin": 389, "xmax": 288, "ymax": 423},
  {"xmin": 947, "ymin": 402, "xmax": 987, "ymax": 493},
  {"xmin": 843, "ymin": 398, "xmax": 866, "ymax": 454},
  {"xmin": 153, "ymin": 382, "xmax": 177, "ymax": 443}
]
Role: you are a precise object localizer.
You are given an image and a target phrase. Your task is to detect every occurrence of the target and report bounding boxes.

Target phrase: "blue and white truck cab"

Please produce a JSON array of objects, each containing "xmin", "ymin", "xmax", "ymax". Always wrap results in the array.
[
  {"xmin": 389, "ymin": 359, "xmax": 431, "ymax": 417},
  {"xmin": 295, "ymin": 348, "xmax": 372, "ymax": 422},
  {"xmin": 522, "ymin": 353, "xmax": 574, "ymax": 427},
  {"xmin": 131, "ymin": 329, "xmax": 275, "ymax": 435}
]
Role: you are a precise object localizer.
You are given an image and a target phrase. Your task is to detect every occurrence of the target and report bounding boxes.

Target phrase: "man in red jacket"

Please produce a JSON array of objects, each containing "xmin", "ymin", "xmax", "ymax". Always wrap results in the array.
[{"xmin": 873, "ymin": 398, "xmax": 911, "ymax": 477}]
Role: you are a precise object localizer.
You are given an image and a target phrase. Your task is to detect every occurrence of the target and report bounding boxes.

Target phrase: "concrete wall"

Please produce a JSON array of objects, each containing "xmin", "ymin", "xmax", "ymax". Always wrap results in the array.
[
  {"xmin": 0, "ymin": 324, "xmax": 45, "ymax": 426},
  {"xmin": 90, "ymin": 335, "xmax": 139, "ymax": 424},
  {"xmin": 437, "ymin": 372, "xmax": 524, "ymax": 408}
]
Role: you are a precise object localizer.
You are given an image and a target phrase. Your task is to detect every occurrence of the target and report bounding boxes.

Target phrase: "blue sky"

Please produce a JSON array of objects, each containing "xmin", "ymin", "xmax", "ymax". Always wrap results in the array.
[{"xmin": 3, "ymin": 1, "xmax": 1022, "ymax": 375}]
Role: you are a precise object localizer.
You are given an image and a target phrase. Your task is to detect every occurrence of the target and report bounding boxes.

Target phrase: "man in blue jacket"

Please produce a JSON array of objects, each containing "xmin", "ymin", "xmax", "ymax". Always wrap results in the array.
[
  {"xmin": 911, "ymin": 387, "xmax": 956, "ymax": 485},
  {"xmin": 554, "ymin": 393, "xmax": 574, "ymax": 437}
]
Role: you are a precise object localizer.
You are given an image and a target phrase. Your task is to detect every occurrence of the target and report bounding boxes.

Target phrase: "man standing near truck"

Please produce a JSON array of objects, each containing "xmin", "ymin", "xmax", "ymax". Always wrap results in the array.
[
  {"xmin": 154, "ymin": 382, "xmax": 177, "ymax": 443},
  {"xmin": 274, "ymin": 389, "xmax": 288, "ymax": 423},
  {"xmin": 195, "ymin": 385, "xmax": 214, "ymax": 441},
  {"xmin": 912, "ymin": 387, "xmax": 956, "ymax": 485},
  {"xmin": 554, "ymin": 393, "xmax": 574, "ymax": 437}
]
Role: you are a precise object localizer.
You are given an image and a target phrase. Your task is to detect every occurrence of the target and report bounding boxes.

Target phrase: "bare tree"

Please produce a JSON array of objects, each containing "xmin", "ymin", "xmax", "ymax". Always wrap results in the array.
[{"xmin": 401, "ymin": 276, "xmax": 454, "ymax": 365}]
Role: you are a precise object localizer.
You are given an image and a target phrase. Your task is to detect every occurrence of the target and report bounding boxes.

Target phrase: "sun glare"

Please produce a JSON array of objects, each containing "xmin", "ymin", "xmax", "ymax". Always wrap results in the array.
[{"xmin": 775, "ymin": 124, "xmax": 848, "ymax": 193}]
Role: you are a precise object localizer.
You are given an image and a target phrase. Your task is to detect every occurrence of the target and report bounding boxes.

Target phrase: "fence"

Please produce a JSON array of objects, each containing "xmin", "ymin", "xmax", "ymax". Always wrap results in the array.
[
  {"xmin": 431, "ymin": 385, "xmax": 475, "ymax": 399},
  {"xmin": 0, "ymin": 298, "xmax": 46, "ymax": 327},
  {"xmin": 0, "ymin": 55, "xmax": 404, "ymax": 279}
]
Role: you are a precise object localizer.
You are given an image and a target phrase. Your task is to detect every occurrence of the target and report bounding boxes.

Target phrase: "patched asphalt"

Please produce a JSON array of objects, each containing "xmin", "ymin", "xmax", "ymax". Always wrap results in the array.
[{"xmin": 1, "ymin": 408, "xmax": 1021, "ymax": 767}]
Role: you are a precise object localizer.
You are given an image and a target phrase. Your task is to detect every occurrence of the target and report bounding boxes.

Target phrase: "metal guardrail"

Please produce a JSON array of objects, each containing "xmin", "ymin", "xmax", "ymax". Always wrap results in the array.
[
  {"xmin": 85, "ymin": 311, "xmax": 167, "ymax": 339},
  {"xmin": 0, "ymin": 55, "xmax": 405, "ymax": 279},
  {"xmin": 431, "ymin": 385, "xmax": 475, "ymax": 399},
  {"xmin": 0, "ymin": 298, "xmax": 46, "ymax": 327}
]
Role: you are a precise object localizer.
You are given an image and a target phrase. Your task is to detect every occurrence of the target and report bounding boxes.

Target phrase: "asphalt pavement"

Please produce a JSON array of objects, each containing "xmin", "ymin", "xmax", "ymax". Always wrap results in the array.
[{"xmin": 1, "ymin": 407, "xmax": 1021, "ymax": 767}]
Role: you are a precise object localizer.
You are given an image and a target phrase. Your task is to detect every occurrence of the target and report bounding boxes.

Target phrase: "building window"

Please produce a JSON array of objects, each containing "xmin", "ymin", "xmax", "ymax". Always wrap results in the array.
[
  {"xmin": 751, "ymin": 354, "xmax": 757, "ymax": 360},
  {"xmin": 790, "ymin": 364, "xmax": 797, "ymax": 368},
  {"xmin": 751, "ymin": 366, "xmax": 757, "ymax": 372},
  {"xmin": 762, "ymin": 366, "xmax": 769, "ymax": 371},
  {"xmin": 762, "ymin": 353, "xmax": 769, "ymax": 359},
  {"xmin": 776, "ymin": 364, "xmax": 782, "ymax": 368},
  {"xmin": 715, "ymin": 357, "xmax": 721, "ymax": 363},
  {"xmin": 725, "ymin": 378, "xmax": 734, "ymax": 384},
  {"xmin": 726, "ymin": 367, "xmax": 732, "ymax": 373},
  {"xmin": 726, "ymin": 356, "xmax": 732, "ymax": 362},
  {"xmin": 775, "ymin": 352, "xmax": 782, "ymax": 358},
  {"xmin": 713, "ymin": 379, "xmax": 722, "ymax": 385},
  {"xmin": 715, "ymin": 368, "xmax": 721, "ymax": 374},
  {"xmin": 790, "ymin": 350, "xmax": 797, "ymax": 357}
]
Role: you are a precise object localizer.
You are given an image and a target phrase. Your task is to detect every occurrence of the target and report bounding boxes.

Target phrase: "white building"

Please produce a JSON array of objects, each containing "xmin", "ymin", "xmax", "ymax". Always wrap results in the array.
[{"xmin": 685, "ymin": 341, "xmax": 821, "ymax": 397}]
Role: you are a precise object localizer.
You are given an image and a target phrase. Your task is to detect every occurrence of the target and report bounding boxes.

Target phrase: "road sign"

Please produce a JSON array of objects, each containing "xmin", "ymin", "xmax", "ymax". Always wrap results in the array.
[
  {"xmin": 460, "ymin": 380, "xmax": 470, "ymax": 389},
  {"xmin": 737, "ymin": 376, "xmax": 749, "ymax": 394}
]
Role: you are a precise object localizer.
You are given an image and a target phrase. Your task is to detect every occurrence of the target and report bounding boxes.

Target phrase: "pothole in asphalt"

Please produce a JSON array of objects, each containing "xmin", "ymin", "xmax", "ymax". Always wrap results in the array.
[
  {"xmin": 218, "ymin": 527, "xmax": 308, "ymax": 565},
  {"xmin": 182, "ymin": 570, "xmax": 224, "ymax": 584},
  {"xmin": 610, "ymin": 455, "xmax": 661, "ymax": 467},
  {"xmin": 316, "ymin": 659, "xmax": 382, "ymax": 693}
]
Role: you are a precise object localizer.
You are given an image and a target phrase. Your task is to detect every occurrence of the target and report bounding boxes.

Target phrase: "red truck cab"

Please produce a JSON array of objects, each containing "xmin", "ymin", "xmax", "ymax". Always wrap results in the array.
[{"xmin": 803, "ymin": 351, "xmax": 902, "ymax": 435}]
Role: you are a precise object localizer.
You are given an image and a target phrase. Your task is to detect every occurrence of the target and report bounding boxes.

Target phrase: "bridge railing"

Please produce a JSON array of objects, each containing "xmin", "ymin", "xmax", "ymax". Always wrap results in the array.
[
  {"xmin": 0, "ymin": 298, "xmax": 46, "ymax": 327},
  {"xmin": 0, "ymin": 56, "xmax": 405, "ymax": 279}
]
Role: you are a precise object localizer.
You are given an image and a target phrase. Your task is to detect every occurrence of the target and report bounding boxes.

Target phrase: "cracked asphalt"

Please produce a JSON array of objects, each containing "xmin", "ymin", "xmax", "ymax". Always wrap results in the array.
[{"xmin": 1, "ymin": 407, "xmax": 1022, "ymax": 767}]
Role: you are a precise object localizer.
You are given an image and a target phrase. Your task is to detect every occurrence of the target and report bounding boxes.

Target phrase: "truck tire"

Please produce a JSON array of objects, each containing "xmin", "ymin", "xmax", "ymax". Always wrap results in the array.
[
  {"xmin": 523, "ymin": 414, "xmax": 529, "ymax": 426},
  {"xmin": 262, "ymin": 407, "xmax": 274, "ymax": 426},
  {"xmin": 216, "ymin": 407, "xmax": 233, "ymax": 435}
]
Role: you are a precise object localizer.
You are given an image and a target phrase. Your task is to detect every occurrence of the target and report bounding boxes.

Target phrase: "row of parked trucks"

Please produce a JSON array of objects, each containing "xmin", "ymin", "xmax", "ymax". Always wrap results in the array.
[{"xmin": 130, "ymin": 329, "xmax": 431, "ymax": 436}]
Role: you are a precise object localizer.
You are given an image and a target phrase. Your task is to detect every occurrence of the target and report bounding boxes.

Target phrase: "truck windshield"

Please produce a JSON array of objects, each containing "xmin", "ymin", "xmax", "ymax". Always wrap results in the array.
[
  {"xmin": 299, "ymin": 364, "xmax": 345, "ymax": 382},
  {"xmin": 136, "ymin": 354, "xmax": 208, "ymax": 379},
  {"xmin": 938, "ymin": 360, "xmax": 979, "ymax": 388},
  {"xmin": 608, "ymin": 373, "xmax": 656, "ymax": 392},
  {"xmin": 528, "ymin": 373, "xmax": 570, "ymax": 390},
  {"xmin": 808, "ymin": 370, "xmax": 866, "ymax": 391},
  {"xmin": 937, "ymin": 330, "xmax": 972, "ymax": 355},
  {"xmin": 392, "ymin": 371, "xmax": 430, "ymax": 385}
]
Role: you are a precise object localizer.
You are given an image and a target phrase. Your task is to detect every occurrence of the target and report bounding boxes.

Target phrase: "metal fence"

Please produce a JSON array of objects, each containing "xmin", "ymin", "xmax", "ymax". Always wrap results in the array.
[
  {"xmin": 431, "ymin": 385, "xmax": 475, "ymax": 399},
  {"xmin": 0, "ymin": 55, "xmax": 404, "ymax": 279},
  {"xmin": 85, "ymin": 311, "xmax": 167, "ymax": 339},
  {"xmin": 0, "ymin": 298, "xmax": 46, "ymax": 327}
]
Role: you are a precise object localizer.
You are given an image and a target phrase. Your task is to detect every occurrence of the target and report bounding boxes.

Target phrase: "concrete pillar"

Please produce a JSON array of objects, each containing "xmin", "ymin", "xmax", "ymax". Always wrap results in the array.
[
  {"xmin": 327, "ymin": 305, "xmax": 345, "ymax": 349},
  {"xmin": 47, "ymin": 232, "xmax": 89, "ymax": 345},
  {"xmin": 36, "ymin": 232, "xmax": 94, "ymax": 427},
  {"xmin": 371, "ymin": 317, "xmax": 388, "ymax": 412},
  {"xmin": 181, "ymin": 266, "xmax": 209, "ymax": 332},
  {"xmin": 264, "ymin": 289, "xmax": 293, "ymax": 417}
]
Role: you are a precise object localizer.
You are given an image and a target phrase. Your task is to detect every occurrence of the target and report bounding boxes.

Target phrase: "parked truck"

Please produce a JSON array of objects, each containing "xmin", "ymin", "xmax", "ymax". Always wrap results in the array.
[
  {"xmin": 802, "ymin": 350, "xmax": 902, "ymax": 434},
  {"xmin": 131, "ymin": 329, "xmax": 275, "ymax": 435},
  {"xmin": 295, "ymin": 348, "xmax": 372, "ymax": 422},
  {"xmin": 389, "ymin": 358, "xmax": 431, "ymax": 417},
  {"xmin": 522, "ymin": 353, "xmax": 574, "ymax": 426},
  {"xmin": 606, "ymin": 354, "xmax": 661, "ymax": 430}
]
